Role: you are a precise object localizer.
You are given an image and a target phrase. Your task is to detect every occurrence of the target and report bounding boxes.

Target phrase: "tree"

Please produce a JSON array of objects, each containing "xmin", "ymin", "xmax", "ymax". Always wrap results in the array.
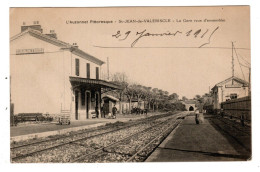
[
  {"xmin": 132, "ymin": 84, "xmax": 146, "ymax": 108},
  {"xmin": 202, "ymin": 93, "xmax": 213, "ymax": 105},
  {"xmin": 164, "ymin": 101, "xmax": 186, "ymax": 111},
  {"xmin": 164, "ymin": 91, "xmax": 169, "ymax": 97},
  {"xmin": 110, "ymin": 72, "xmax": 129, "ymax": 114},
  {"xmin": 124, "ymin": 85, "xmax": 135, "ymax": 112},
  {"xmin": 193, "ymin": 94, "xmax": 206, "ymax": 108},
  {"xmin": 111, "ymin": 72, "xmax": 128, "ymax": 83},
  {"xmin": 143, "ymin": 86, "xmax": 152, "ymax": 110},
  {"xmin": 174, "ymin": 102, "xmax": 186, "ymax": 111},
  {"xmin": 182, "ymin": 96, "xmax": 188, "ymax": 101},
  {"xmin": 151, "ymin": 88, "xmax": 159, "ymax": 111},
  {"xmin": 194, "ymin": 95, "xmax": 201, "ymax": 100},
  {"xmin": 169, "ymin": 93, "xmax": 179, "ymax": 101}
]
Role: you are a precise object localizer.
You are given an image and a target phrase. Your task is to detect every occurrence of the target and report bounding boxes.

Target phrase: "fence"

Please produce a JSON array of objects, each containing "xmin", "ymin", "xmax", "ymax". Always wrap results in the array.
[
  {"xmin": 221, "ymin": 96, "xmax": 251, "ymax": 121},
  {"xmin": 10, "ymin": 104, "xmax": 53, "ymax": 126}
]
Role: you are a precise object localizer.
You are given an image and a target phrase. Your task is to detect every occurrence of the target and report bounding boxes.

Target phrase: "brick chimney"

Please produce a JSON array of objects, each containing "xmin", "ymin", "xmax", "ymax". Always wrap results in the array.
[
  {"xmin": 72, "ymin": 43, "xmax": 78, "ymax": 48},
  {"xmin": 45, "ymin": 30, "xmax": 57, "ymax": 39},
  {"xmin": 21, "ymin": 21, "xmax": 43, "ymax": 33}
]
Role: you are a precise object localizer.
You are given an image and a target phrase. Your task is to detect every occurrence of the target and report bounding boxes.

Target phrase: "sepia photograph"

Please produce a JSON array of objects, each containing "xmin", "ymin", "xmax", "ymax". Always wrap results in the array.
[{"xmin": 9, "ymin": 6, "xmax": 251, "ymax": 163}]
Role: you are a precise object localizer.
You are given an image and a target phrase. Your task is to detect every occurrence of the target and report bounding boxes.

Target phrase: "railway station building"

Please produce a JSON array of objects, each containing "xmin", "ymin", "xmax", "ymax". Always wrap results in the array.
[
  {"xmin": 10, "ymin": 23, "xmax": 120, "ymax": 121},
  {"xmin": 211, "ymin": 76, "xmax": 249, "ymax": 110}
]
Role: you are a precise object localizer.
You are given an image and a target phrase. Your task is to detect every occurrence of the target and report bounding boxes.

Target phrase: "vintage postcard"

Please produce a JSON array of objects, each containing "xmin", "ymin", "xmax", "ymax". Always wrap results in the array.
[{"xmin": 10, "ymin": 6, "xmax": 251, "ymax": 163}]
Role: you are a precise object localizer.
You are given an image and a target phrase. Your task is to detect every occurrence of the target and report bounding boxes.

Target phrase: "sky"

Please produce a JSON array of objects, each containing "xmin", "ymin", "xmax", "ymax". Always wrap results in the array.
[{"xmin": 10, "ymin": 7, "xmax": 251, "ymax": 99}]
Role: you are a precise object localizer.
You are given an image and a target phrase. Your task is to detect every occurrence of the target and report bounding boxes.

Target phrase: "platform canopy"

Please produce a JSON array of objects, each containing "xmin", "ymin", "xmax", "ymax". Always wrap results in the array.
[
  {"xmin": 102, "ymin": 95, "xmax": 119, "ymax": 102},
  {"xmin": 69, "ymin": 76, "xmax": 122, "ymax": 93}
]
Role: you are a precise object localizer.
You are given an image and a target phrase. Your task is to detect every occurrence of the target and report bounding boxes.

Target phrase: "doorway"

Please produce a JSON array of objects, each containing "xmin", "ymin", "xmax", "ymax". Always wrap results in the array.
[{"xmin": 189, "ymin": 106, "xmax": 194, "ymax": 111}]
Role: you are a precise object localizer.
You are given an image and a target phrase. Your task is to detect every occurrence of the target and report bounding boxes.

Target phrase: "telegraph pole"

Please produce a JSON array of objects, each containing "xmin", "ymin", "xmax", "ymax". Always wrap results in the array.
[
  {"xmin": 232, "ymin": 42, "xmax": 234, "ymax": 85},
  {"xmin": 249, "ymin": 67, "xmax": 251, "ymax": 96},
  {"xmin": 107, "ymin": 57, "xmax": 110, "ymax": 81}
]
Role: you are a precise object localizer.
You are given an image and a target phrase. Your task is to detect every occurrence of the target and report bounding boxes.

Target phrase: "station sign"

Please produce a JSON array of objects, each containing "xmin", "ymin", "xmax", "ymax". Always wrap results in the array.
[
  {"xmin": 225, "ymin": 84, "xmax": 241, "ymax": 88},
  {"xmin": 16, "ymin": 48, "xmax": 44, "ymax": 55}
]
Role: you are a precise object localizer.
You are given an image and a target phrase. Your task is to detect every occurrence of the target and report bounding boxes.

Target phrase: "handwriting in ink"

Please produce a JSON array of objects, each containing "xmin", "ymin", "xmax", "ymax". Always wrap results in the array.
[
  {"xmin": 199, "ymin": 26, "xmax": 219, "ymax": 48},
  {"xmin": 112, "ymin": 31, "xmax": 131, "ymax": 41},
  {"xmin": 112, "ymin": 26, "xmax": 219, "ymax": 47}
]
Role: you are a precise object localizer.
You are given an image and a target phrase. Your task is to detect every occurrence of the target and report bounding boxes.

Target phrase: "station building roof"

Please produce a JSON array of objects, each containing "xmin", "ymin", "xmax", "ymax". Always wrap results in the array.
[
  {"xmin": 211, "ymin": 76, "xmax": 249, "ymax": 90},
  {"xmin": 102, "ymin": 95, "xmax": 119, "ymax": 102},
  {"xmin": 10, "ymin": 27, "xmax": 105, "ymax": 65},
  {"xmin": 69, "ymin": 76, "xmax": 121, "ymax": 93}
]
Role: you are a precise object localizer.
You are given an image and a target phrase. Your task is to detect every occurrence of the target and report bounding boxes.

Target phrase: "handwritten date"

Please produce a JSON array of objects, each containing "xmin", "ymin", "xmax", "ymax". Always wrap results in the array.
[{"xmin": 112, "ymin": 27, "xmax": 219, "ymax": 47}]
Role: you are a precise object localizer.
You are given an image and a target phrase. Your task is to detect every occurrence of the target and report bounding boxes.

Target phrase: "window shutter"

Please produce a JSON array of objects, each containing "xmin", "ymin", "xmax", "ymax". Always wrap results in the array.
[
  {"xmin": 96, "ymin": 67, "xmax": 99, "ymax": 80},
  {"xmin": 75, "ymin": 59, "xmax": 80, "ymax": 76},
  {"xmin": 87, "ymin": 63, "xmax": 90, "ymax": 79}
]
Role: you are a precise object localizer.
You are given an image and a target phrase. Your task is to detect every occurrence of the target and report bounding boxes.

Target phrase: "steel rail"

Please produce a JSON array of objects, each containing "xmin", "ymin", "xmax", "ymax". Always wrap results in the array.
[
  {"xmin": 126, "ymin": 119, "xmax": 182, "ymax": 162},
  {"xmin": 11, "ymin": 112, "xmax": 171, "ymax": 149},
  {"xmin": 11, "ymin": 112, "xmax": 175, "ymax": 161},
  {"xmin": 215, "ymin": 116, "xmax": 251, "ymax": 136},
  {"xmin": 11, "ymin": 125, "xmax": 108, "ymax": 149},
  {"xmin": 71, "ymin": 115, "xmax": 182, "ymax": 163},
  {"xmin": 209, "ymin": 118, "xmax": 251, "ymax": 153}
]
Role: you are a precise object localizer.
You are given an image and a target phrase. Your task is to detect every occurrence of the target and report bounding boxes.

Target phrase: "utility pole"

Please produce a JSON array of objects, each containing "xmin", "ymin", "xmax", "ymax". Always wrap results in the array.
[
  {"xmin": 107, "ymin": 57, "xmax": 109, "ymax": 81},
  {"xmin": 232, "ymin": 42, "xmax": 234, "ymax": 85},
  {"xmin": 249, "ymin": 67, "xmax": 251, "ymax": 96}
]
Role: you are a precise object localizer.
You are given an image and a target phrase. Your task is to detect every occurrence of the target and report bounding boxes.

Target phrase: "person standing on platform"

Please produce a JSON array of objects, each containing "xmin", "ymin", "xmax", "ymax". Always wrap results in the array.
[
  {"xmin": 112, "ymin": 105, "xmax": 117, "ymax": 119},
  {"xmin": 195, "ymin": 110, "xmax": 200, "ymax": 124}
]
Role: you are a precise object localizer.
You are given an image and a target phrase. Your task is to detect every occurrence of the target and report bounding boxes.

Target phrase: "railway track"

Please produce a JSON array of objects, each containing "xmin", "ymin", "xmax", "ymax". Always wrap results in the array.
[
  {"xmin": 207, "ymin": 116, "xmax": 251, "ymax": 158},
  {"xmin": 73, "ymin": 115, "xmax": 185, "ymax": 162},
  {"xmin": 11, "ymin": 112, "xmax": 174, "ymax": 152},
  {"xmin": 11, "ymin": 111, "xmax": 186, "ymax": 163},
  {"xmin": 11, "ymin": 113, "xmax": 172, "ymax": 149},
  {"xmin": 215, "ymin": 116, "xmax": 251, "ymax": 136},
  {"xmin": 126, "ymin": 119, "xmax": 182, "ymax": 162},
  {"xmin": 11, "ymin": 122, "xmax": 123, "ymax": 149}
]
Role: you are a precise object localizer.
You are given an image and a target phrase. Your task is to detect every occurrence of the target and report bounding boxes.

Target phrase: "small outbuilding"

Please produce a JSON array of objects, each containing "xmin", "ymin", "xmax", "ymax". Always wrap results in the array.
[{"xmin": 102, "ymin": 95, "xmax": 119, "ymax": 117}]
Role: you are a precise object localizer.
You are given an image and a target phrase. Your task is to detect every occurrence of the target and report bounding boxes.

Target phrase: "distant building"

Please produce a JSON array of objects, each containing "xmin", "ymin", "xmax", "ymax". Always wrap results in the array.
[
  {"xmin": 211, "ymin": 76, "xmax": 249, "ymax": 110},
  {"xmin": 131, "ymin": 99, "xmax": 145, "ymax": 109},
  {"xmin": 117, "ymin": 99, "xmax": 145, "ymax": 114},
  {"xmin": 101, "ymin": 91, "xmax": 145, "ymax": 114},
  {"xmin": 10, "ymin": 23, "xmax": 120, "ymax": 120}
]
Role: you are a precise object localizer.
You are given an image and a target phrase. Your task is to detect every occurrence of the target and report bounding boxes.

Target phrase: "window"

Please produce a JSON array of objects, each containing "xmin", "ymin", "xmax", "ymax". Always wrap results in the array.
[
  {"xmin": 75, "ymin": 58, "xmax": 80, "ymax": 76},
  {"xmin": 86, "ymin": 63, "xmax": 90, "ymax": 79},
  {"xmin": 96, "ymin": 67, "xmax": 99, "ymax": 80},
  {"xmin": 230, "ymin": 93, "xmax": 237, "ymax": 99}
]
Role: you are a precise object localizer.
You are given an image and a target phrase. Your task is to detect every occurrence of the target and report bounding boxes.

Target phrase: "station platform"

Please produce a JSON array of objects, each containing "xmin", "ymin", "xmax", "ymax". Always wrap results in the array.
[
  {"xmin": 146, "ymin": 113, "xmax": 250, "ymax": 162},
  {"xmin": 10, "ymin": 112, "xmax": 162, "ymax": 142}
]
